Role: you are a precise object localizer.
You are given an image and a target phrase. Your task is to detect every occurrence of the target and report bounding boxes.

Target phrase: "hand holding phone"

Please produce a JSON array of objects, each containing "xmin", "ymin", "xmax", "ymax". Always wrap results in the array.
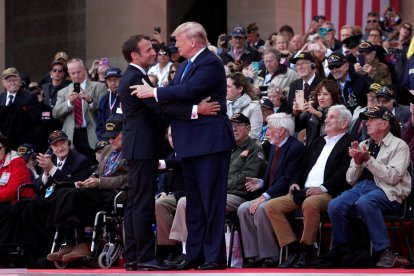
[
  {"xmin": 73, "ymin": 83, "xmax": 81, "ymax": 93},
  {"xmin": 295, "ymin": 90, "xmax": 305, "ymax": 110}
]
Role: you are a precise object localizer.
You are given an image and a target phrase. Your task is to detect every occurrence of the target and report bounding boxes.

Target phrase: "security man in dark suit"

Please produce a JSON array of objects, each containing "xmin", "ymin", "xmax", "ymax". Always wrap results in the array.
[{"xmin": 134, "ymin": 22, "xmax": 236, "ymax": 270}]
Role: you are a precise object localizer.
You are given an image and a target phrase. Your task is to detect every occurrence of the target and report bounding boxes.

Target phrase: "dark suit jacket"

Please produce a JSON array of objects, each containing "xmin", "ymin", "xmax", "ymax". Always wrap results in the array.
[
  {"xmin": 119, "ymin": 65, "xmax": 194, "ymax": 161},
  {"xmin": 157, "ymin": 48, "xmax": 236, "ymax": 158},
  {"xmin": 288, "ymin": 74, "xmax": 322, "ymax": 108},
  {"xmin": 0, "ymin": 88, "xmax": 41, "ymax": 126},
  {"xmin": 33, "ymin": 150, "xmax": 90, "ymax": 196},
  {"xmin": 293, "ymin": 133, "xmax": 352, "ymax": 197},
  {"xmin": 263, "ymin": 136, "xmax": 306, "ymax": 198},
  {"xmin": 158, "ymin": 152, "xmax": 185, "ymax": 202}
]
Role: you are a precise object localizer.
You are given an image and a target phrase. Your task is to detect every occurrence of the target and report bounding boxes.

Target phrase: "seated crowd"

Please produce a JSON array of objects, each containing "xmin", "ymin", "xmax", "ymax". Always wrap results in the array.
[{"xmin": 0, "ymin": 7, "xmax": 414, "ymax": 269}]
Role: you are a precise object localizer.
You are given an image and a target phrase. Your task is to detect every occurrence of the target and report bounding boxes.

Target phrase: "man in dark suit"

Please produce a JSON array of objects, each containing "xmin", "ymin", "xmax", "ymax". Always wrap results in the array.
[
  {"xmin": 264, "ymin": 105, "xmax": 352, "ymax": 268},
  {"xmin": 119, "ymin": 33, "xmax": 220, "ymax": 271},
  {"xmin": 0, "ymin": 67, "xmax": 41, "ymax": 149},
  {"xmin": 133, "ymin": 22, "xmax": 235, "ymax": 270},
  {"xmin": 288, "ymin": 52, "xmax": 322, "ymax": 108},
  {"xmin": 238, "ymin": 113, "xmax": 306, "ymax": 268}
]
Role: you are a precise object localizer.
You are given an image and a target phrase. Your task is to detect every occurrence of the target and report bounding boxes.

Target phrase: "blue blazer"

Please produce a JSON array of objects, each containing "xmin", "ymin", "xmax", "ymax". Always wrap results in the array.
[
  {"xmin": 263, "ymin": 136, "xmax": 306, "ymax": 198},
  {"xmin": 119, "ymin": 65, "xmax": 194, "ymax": 160},
  {"xmin": 157, "ymin": 48, "xmax": 235, "ymax": 158}
]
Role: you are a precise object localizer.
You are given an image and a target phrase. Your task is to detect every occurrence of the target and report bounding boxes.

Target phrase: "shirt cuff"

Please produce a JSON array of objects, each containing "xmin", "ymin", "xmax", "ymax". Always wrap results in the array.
[
  {"xmin": 191, "ymin": 105, "xmax": 198, "ymax": 119},
  {"xmin": 49, "ymin": 166, "xmax": 58, "ymax": 177},
  {"xmin": 154, "ymin": 88, "xmax": 158, "ymax": 102},
  {"xmin": 67, "ymin": 100, "xmax": 73, "ymax": 108},
  {"xmin": 42, "ymin": 173, "xmax": 48, "ymax": 184},
  {"xmin": 259, "ymin": 179, "xmax": 264, "ymax": 189},
  {"xmin": 159, "ymin": 160, "xmax": 166, "ymax": 170},
  {"xmin": 320, "ymin": 185, "xmax": 328, "ymax": 193},
  {"xmin": 262, "ymin": 193, "xmax": 271, "ymax": 200}
]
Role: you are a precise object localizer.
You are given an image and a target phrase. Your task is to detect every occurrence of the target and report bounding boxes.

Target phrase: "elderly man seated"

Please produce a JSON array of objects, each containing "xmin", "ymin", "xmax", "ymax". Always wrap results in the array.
[
  {"xmin": 328, "ymin": 106, "xmax": 411, "ymax": 268},
  {"xmin": 237, "ymin": 113, "xmax": 305, "ymax": 268},
  {"xmin": 264, "ymin": 105, "xmax": 352, "ymax": 268},
  {"xmin": 47, "ymin": 115, "xmax": 128, "ymax": 263}
]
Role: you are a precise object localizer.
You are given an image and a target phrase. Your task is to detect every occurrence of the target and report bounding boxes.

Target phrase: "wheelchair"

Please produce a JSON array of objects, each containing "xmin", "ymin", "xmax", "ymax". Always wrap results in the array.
[{"xmin": 50, "ymin": 190, "xmax": 126, "ymax": 269}]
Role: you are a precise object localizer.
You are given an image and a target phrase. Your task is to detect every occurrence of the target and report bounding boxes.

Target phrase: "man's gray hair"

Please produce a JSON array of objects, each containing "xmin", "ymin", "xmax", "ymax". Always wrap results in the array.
[
  {"xmin": 172, "ymin": 22, "xmax": 208, "ymax": 47},
  {"xmin": 267, "ymin": 113, "xmax": 295, "ymax": 136},
  {"xmin": 328, "ymin": 105, "xmax": 352, "ymax": 129}
]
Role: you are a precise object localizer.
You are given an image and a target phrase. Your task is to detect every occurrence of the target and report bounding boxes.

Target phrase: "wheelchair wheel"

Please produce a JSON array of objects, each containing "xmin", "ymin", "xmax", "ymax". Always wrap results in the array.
[
  {"xmin": 97, "ymin": 243, "xmax": 121, "ymax": 269},
  {"xmin": 53, "ymin": 260, "xmax": 68, "ymax": 269}
]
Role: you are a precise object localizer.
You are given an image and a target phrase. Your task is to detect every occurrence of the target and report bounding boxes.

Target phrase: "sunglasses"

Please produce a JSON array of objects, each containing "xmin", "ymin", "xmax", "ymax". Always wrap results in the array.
[
  {"xmin": 169, "ymin": 70, "xmax": 176, "ymax": 74},
  {"xmin": 52, "ymin": 68, "xmax": 64, "ymax": 73},
  {"xmin": 328, "ymin": 64, "xmax": 343, "ymax": 70},
  {"xmin": 402, "ymin": 25, "xmax": 412, "ymax": 32},
  {"xmin": 367, "ymin": 20, "xmax": 378, "ymax": 23}
]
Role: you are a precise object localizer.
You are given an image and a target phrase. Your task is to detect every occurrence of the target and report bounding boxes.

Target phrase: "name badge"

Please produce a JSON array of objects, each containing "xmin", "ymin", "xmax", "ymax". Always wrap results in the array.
[{"xmin": 0, "ymin": 172, "xmax": 11, "ymax": 185}]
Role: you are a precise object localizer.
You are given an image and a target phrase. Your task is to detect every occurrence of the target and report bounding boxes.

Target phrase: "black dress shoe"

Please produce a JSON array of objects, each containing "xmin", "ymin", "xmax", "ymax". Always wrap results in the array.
[
  {"xmin": 242, "ymin": 257, "xmax": 258, "ymax": 268},
  {"xmin": 137, "ymin": 259, "xmax": 174, "ymax": 270},
  {"xmin": 125, "ymin": 261, "xmax": 137, "ymax": 271},
  {"xmin": 198, "ymin": 262, "xmax": 226, "ymax": 270},
  {"xmin": 293, "ymin": 252, "xmax": 310, "ymax": 268},
  {"xmin": 174, "ymin": 259, "xmax": 199, "ymax": 270},
  {"xmin": 164, "ymin": 253, "xmax": 186, "ymax": 265},
  {"xmin": 259, "ymin": 257, "xmax": 278, "ymax": 268},
  {"xmin": 278, "ymin": 253, "xmax": 299, "ymax": 268}
]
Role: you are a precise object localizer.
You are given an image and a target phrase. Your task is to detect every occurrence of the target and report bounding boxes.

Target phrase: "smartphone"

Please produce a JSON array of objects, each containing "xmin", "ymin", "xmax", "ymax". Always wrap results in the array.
[
  {"xmin": 73, "ymin": 82, "xmax": 81, "ymax": 93},
  {"xmin": 251, "ymin": 61, "xmax": 259, "ymax": 71},
  {"xmin": 100, "ymin": 57, "xmax": 109, "ymax": 66},
  {"xmin": 359, "ymin": 54, "xmax": 365, "ymax": 66},
  {"xmin": 295, "ymin": 90, "xmax": 305, "ymax": 110}
]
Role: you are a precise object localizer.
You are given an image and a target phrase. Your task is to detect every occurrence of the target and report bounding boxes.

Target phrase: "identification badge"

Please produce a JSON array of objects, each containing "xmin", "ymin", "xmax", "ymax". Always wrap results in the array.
[{"xmin": 0, "ymin": 172, "xmax": 11, "ymax": 185}]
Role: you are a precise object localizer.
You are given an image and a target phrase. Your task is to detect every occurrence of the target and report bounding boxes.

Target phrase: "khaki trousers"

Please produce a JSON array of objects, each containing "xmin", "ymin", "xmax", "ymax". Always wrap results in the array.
[{"xmin": 264, "ymin": 193, "xmax": 332, "ymax": 247}]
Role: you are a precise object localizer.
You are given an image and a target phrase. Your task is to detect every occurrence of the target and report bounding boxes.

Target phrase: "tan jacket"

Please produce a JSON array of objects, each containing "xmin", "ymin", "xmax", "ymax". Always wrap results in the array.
[
  {"xmin": 94, "ymin": 145, "xmax": 128, "ymax": 191},
  {"xmin": 346, "ymin": 132, "xmax": 411, "ymax": 203},
  {"xmin": 52, "ymin": 80, "xmax": 107, "ymax": 149}
]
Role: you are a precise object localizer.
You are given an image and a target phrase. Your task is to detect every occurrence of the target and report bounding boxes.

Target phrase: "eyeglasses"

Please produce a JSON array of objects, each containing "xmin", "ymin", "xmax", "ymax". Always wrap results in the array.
[
  {"xmin": 4, "ymin": 78, "xmax": 19, "ymax": 84},
  {"xmin": 169, "ymin": 70, "xmax": 176, "ymax": 74},
  {"xmin": 52, "ymin": 68, "xmax": 64, "ymax": 73},
  {"xmin": 296, "ymin": 61, "xmax": 311, "ymax": 67},
  {"xmin": 328, "ymin": 64, "xmax": 343, "ymax": 70},
  {"xmin": 158, "ymin": 52, "xmax": 168, "ymax": 56},
  {"xmin": 367, "ymin": 19, "xmax": 378, "ymax": 23}
]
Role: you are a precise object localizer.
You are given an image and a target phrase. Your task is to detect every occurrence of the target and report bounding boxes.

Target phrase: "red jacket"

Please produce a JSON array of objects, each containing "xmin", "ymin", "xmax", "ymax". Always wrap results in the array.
[{"xmin": 0, "ymin": 151, "xmax": 33, "ymax": 203}]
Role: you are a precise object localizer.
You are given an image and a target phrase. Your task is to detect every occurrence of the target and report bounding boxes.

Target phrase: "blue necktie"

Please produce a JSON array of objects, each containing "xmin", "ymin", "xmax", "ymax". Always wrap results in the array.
[{"xmin": 181, "ymin": 60, "xmax": 192, "ymax": 82}]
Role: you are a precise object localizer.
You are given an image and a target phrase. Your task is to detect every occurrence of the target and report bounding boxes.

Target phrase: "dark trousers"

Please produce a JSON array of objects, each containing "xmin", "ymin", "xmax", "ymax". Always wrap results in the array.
[
  {"xmin": 181, "ymin": 151, "xmax": 230, "ymax": 264},
  {"xmin": 124, "ymin": 159, "xmax": 158, "ymax": 263},
  {"xmin": 73, "ymin": 128, "xmax": 95, "ymax": 164}
]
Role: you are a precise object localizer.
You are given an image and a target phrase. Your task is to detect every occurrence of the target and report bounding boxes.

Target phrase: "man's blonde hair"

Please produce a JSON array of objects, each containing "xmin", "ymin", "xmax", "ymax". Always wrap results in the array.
[{"xmin": 172, "ymin": 22, "xmax": 208, "ymax": 46}]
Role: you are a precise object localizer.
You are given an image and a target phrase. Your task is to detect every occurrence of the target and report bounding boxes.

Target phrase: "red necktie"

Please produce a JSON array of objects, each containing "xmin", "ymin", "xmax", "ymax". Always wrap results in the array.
[
  {"xmin": 268, "ymin": 147, "xmax": 281, "ymax": 186},
  {"xmin": 74, "ymin": 97, "xmax": 83, "ymax": 128}
]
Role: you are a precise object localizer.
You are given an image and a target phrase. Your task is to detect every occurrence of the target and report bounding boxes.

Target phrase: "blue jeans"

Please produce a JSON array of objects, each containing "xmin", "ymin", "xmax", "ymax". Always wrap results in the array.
[{"xmin": 328, "ymin": 179, "xmax": 401, "ymax": 252}]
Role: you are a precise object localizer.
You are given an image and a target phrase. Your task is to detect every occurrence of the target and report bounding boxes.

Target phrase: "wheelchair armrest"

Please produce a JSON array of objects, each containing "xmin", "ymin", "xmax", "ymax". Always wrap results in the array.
[{"xmin": 17, "ymin": 183, "xmax": 35, "ymax": 201}]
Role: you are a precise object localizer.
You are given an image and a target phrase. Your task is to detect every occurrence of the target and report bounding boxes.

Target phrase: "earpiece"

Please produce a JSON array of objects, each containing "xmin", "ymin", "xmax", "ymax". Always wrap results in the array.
[{"xmin": 311, "ymin": 63, "xmax": 317, "ymax": 69}]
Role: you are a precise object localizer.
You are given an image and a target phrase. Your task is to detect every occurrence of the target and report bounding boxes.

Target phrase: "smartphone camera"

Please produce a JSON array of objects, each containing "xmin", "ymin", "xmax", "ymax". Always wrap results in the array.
[{"xmin": 73, "ymin": 82, "xmax": 81, "ymax": 93}]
